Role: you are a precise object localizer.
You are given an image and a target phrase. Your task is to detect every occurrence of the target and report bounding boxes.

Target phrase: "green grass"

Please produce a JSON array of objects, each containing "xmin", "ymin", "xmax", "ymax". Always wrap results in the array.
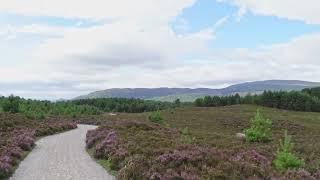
[{"xmin": 86, "ymin": 149, "xmax": 117, "ymax": 176}]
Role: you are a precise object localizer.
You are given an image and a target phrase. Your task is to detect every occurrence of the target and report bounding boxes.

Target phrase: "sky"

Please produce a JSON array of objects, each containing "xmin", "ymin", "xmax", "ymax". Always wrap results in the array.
[{"xmin": 1, "ymin": 0, "xmax": 320, "ymax": 100}]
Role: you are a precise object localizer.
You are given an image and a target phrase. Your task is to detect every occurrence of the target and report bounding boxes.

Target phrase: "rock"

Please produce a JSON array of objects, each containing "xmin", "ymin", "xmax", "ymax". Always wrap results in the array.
[
  {"xmin": 109, "ymin": 113, "xmax": 117, "ymax": 116},
  {"xmin": 236, "ymin": 133, "xmax": 246, "ymax": 140}
]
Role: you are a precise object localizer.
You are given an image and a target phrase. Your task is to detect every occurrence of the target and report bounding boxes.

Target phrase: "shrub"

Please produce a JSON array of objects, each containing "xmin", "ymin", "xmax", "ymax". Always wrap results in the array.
[
  {"xmin": 273, "ymin": 130, "xmax": 304, "ymax": 172},
  {"xmin": 148, "ymin": 111, "xmax": 164, "ymax": 125},
  {"xmin": 2, "ymin": 95, "xmax": 20, "ymax": 113},
  {"xmin": 0, "ymin": 155, "xmax": 13, "ymax": 178},
  {"xmin": 181, "ymin": 127, "xmax": 194, "ymax": 144},
  {"xmin": 245, "ymin": 109, "xmax": 272, "ymax": 142}
]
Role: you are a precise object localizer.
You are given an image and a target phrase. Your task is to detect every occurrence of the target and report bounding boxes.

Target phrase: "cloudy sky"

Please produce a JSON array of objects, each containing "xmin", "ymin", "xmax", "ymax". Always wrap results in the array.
[{"xmin": 1, "ymin": 0, "xmax": 320, "ymax": 99}]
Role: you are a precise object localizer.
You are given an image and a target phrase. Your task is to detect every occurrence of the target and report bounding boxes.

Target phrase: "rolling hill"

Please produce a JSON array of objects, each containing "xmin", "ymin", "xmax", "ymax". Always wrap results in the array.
[{"xmin": 74, "ymin": 80, "xmax": 320, "ymax": 102}]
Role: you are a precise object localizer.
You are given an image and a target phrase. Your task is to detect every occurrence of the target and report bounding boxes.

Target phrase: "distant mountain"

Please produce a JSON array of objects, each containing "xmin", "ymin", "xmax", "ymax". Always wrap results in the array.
[
  {"xmin": 74, "ymin": 80, "xmax": 320, "ymax": 102},
  {"xmin": 75, "ymin": 88, "xmax": 221, "ymax": 100}
]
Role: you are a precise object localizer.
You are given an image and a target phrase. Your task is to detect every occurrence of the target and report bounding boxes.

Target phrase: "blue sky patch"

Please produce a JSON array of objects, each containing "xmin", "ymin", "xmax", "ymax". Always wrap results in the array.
[{"xmin": 172, "ymin": 0, "xmax": 320, "ymax": 48}]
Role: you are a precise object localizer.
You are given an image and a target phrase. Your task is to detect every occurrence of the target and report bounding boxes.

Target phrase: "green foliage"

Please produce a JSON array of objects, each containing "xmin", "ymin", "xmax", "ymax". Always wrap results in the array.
[
  {"xmin": 194, "ymin": 94, "xmax": 242, "ymax": 107},
  {"xmin": 71, "ymin": 98, "xmax": 176, "ymax": 113},
  {"xmin": 0, "ymin": 96, "xmax": 176, "ymax": 120},
  {"xmin": 148, "ymin": 111, "xmax": 164, "ymax": 125},
  {"xmin": 302, "ymin": 87, "xmax": 320, "ymax": 98},
  {"xmin": 245, "ymin": 109, "xmax": 272, "ymax": 142},
  {"xmin": 180, "ymin": 127, "xmax": 194, "ymax": 144},
  {"xmin": 194, "ymin": 90, "xmax": 320, "ymax": 112},
  {"xmin": 174, "ymin": 99, "xmax": 181, "ymax": 107},
  {"xmin": 2, "ymin": 95, "xmax": 20, "ymax": 113},
  {"xmin": 273, "ymin": 130, "xmax": 305, "ymax": 171},
  {"xmin": 0, "ymin": 96, "xmax": 101, "ymax": 120}
]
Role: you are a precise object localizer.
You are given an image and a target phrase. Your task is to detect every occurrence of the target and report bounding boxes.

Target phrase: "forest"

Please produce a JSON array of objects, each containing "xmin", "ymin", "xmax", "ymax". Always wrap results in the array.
[
  {"xmin": 0, "ymin": 96, "xmax": 177, "ymax": 120},
  {"xmin": 194, "ymin": 87, "xmax": 320, "ymax": 112}
]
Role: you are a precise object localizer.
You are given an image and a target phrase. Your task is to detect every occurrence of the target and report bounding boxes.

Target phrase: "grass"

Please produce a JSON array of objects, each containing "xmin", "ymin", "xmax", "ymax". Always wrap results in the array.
[
  {"xmin": 86, "ymin": 148, "xmax": 117, "ymax": 176},
  {"xmin": 85, "ymin": 104, "xmax": 320, "ymax": 178}
]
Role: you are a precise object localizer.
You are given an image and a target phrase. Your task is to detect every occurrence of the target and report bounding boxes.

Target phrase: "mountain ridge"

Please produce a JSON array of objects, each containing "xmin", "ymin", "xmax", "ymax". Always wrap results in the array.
[{"xmin": 74, "ymin": 80, "xmax": 320, "ymax": 102}]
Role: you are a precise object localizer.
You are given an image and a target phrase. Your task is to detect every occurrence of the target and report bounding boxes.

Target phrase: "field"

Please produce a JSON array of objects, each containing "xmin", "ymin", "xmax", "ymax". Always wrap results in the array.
[{"xmin": 85, "ymin": 105, "xmax": 320, "ymax": 179}]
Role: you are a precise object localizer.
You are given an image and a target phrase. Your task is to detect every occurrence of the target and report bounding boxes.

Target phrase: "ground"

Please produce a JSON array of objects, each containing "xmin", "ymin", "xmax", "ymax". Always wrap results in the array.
[
  {"xmin": 83, "ymin": 105, "xmax": 320, "ymax": 179},
  {"xmin": 10, "ymin": 125, "xmax": 114, "ymax": 180}
]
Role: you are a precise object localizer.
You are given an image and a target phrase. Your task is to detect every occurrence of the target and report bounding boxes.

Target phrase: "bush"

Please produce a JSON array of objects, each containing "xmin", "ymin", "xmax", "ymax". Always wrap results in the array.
[
  {"xmin": 0, "ymin": 155, "xmax": 13, "ymax": 178},
  {"xmin": 2, "ymin": 95, "xmax": 20, "ymax": 113},
  {"xmin": 273, "ymin": 130, "xmax": 304, "ymax": 172},
  {"xmin": 148, "ymin": 111, "xmax": 164, "ymax": 125},
  {"xmin": 245, "ymin": 109, "xmax": 272, "ymax": 142},
  {"xmin": 180, "ymin": 127, "xmax": 194, "ymax": 144}
]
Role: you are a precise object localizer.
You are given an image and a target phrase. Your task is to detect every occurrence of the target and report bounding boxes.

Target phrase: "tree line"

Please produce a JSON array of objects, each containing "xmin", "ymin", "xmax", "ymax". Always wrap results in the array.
[
  {"xmin": 71, "ymin": 98, "xmax": 177, "ymax": 113},
  {"xmin": 0, "ymin": 96, "xmax": 101, "ymax": 119},
  {"xmin": 0, "ymin": 96, "xmax": 177, "ymax": 119},
  {"xmin": 194, "ymin": 87, "xmax": 320, "ymax": 112}
]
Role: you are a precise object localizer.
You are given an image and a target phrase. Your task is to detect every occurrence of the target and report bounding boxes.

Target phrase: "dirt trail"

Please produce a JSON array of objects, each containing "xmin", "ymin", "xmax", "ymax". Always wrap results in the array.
[{"xmin": 10, "ymin": 124, "xmax": 114, "ymax": 180}]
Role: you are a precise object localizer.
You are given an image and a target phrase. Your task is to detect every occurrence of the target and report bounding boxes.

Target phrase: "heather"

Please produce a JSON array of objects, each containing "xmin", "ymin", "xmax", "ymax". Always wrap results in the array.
[
  {"xmin": 85, "ymin": 105, "xmax": 320, "ymax": 179},
  {"xmin": 0, "ymin": 113, "xmax": 77, "ymax": 179}
]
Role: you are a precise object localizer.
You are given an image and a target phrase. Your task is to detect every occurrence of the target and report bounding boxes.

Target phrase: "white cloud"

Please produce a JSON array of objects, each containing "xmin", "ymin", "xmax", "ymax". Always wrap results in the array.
[
  {"xmin": 2, "ymin": 32, "xmax": 320, "ymax": 100},
  {"xmin": 1, "ymin": 0, "xmax": 320, "ymax": 99},
  {"xmin": 0, "ymin": 0, "xmax": 196, "ymax": 21},
  {"xmin": 0, "ymin": 24, "xmax": 69, "ymax": 40},
  {"xmin": 220, "ymin": 0, "xmax": 320, "ymax": 24}
]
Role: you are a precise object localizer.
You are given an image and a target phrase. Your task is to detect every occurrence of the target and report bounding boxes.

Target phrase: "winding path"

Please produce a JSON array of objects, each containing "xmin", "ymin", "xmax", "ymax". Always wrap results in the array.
[{"xmin": 10, "ymin": 125, "xmax": 114, "ymax": 180}]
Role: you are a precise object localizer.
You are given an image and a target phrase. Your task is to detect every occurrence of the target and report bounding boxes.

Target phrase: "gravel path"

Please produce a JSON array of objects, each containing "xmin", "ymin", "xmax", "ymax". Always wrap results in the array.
[{"xmin": 10, "ymin": 125, "xmax": 115, "ymax": 180}]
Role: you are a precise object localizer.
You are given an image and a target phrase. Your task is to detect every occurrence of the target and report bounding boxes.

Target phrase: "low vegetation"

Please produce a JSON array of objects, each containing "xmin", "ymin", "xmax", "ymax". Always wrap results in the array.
[
  {"xmin": 245, "ymin": 109, "xmax": 272, "ymax": 142},
  {"xmin": 1, "ymin": 90, "xmax": 320, "ymax": 179},
  {"xmin": 148, "ymin": 111, "xmax": 165, "ymax": 125},
  {"xmin": 85, "ymin": 105, "xmax": 320, "ymax": 179},
  {"xmin": 273, "ymin": 130, "xmax": 305, "ymax": 172},
  {"xmin": 180, "ymin": 127, "xmax": 194, "ymax": 144}
]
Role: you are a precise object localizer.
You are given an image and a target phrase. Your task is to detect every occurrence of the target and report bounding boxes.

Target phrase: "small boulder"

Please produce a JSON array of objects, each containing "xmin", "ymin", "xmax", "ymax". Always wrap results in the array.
[{"xmin": 236, "ymin": 133, "xmax": 246, "ymax": 140}]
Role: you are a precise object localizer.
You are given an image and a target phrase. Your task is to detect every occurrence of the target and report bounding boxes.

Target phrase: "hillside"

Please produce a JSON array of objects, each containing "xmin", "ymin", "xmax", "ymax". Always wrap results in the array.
[
  {"xmin": 83, "ymin": 105, "xmax": 320, "ymax": 179},
  {"xmin": 74, "ymin": 80, "xmax": 320, "ymax": 102}
]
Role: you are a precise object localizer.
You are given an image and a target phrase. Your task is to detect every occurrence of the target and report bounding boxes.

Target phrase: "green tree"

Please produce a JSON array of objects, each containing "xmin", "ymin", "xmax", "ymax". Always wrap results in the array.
[
  {"xmin": 273, "ymin": 130, "xmax": 304, "ymax": 171},
  {"xmin": 2, "ymin": 95, "xmax": 20, "ymax": 113},
  {"xmin": 244, "ymin": 109, "xmax": 272, "ymax": 142},
  {"xmin": 149, "ymin": 111, "xmax": 164, "ymax": 125},
  {"xmin": 174, "ymin": 99, "xmax": 181, "ymax": 107}
]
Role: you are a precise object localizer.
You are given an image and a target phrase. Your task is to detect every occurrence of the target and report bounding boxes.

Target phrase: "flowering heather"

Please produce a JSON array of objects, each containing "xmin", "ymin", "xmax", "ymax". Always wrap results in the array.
[
  {"xmin": 313, "ymin": 170, "xmax": 320, "ymax": 179},
  {"xmin": 4, "ymin": 145, "xmax": 23, "ymax": 159},
  {"xmin": 150, "ymin": 169, "xmax": 201, "ymax": 180},
  {"xmin": 35, "ymin": 122, "xmax": 77, "ymax": 136},
  {"xmin": 83, "ymin": 106, "xmax": 320, "ymax": 179},
  {"xmin": 86, "ymin": 128, "xmax": 110, "ymax": 149},
  {"xmin": 94, "ymin": 131, "xmax": 128, "ymax": 162},
  {"xmin": 231, "ymin": 149, "xmax": 270, "ymax": 169},
  {"xmin": 11, "ymin": 129, "xmax": 36, "ymax": 151},
  {"xmin": 275, "ymin": 168, "xmax": 320, "ymax": 180},
  {"xmin": 0, "ymin": 158, "xmax": 12, "ymax": 178},
  {"xmin": 0, "ymin": 115, "xmax": 77, "ymax": 179},
  {"xmin": 157, "ymin": 146, "xmax": 221, "ymax": 165},
  {"xmin": 0, "ymin": 153, "xmax": 15, "ymax": 177},
  {"xmin": 86, "ymin": 127, "xmax": 128, "ymax": 171},
  {"xmin": 94, "ymin": 131, "xmax": 118, "ymax": 158}
]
